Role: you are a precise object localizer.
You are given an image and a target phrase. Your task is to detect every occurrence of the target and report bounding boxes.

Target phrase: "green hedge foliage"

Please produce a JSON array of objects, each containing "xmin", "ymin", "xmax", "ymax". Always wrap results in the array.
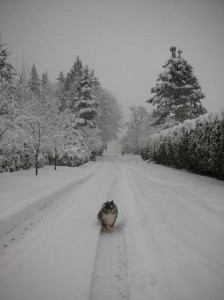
[{"xmin": 140, "ymin": 111, "xmax": 224, "ymax": 179}]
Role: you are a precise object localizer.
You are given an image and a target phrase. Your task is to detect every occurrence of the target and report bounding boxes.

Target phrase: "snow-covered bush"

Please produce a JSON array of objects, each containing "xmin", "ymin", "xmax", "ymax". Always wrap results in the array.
[
  {"xmin": 0, "ymin": 143, "xmax": 35, "ymax": 172},
  {"xmin": 0, "ymin": 150, "xmax": 23, "ymax": 172},
  {"xmin": 34, "ymin": 152, "xmax": 48, "ymax": 169},
  {"xmin": 59, "ymin": 146, "xmax": 89, "ymax": 167},
  {"xmin": 80, "ymin": 127, "xmax": 103, "ymax": 160},
  {"xmin": 140, "ymin": 111, "xmax": 224, "ymax": 179},
  {"xmin": 0, "ymin": 154, "xmax": 8, "ymax": 173},
  {"xmin": 20, "ymin": 145, "xmax": 33, "ymax": 170}
]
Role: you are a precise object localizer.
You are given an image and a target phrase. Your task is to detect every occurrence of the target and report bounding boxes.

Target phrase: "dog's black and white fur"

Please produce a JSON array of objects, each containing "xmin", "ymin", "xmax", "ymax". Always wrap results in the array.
[{"xmin": 98, "ymin": 200, "xmax": 118, "ymax": 232}]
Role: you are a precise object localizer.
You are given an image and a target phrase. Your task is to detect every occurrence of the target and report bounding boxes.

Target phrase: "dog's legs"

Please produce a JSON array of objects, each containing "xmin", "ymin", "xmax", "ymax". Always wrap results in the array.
[{"xmin": 101, "ymin": 222, "xmax": 107, "ymax": 232}]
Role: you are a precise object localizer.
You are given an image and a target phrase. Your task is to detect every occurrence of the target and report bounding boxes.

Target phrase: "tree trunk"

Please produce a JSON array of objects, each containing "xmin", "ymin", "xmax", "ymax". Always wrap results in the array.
[
  {"xmin": 35, "ymin": 124, "xmax": 41, "ymax": 176},
  {"xmin": 35, "ymin": 152, "xmax": 38, "ymax": 176},
  {"xmin": 54, "ymin": 148, "xmax": 57, "ymax": 170}
]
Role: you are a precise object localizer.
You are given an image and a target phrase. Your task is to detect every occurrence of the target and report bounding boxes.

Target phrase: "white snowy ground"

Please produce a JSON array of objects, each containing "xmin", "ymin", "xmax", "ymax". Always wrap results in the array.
[{"xmin": 0, "ymin": 155, "xmax": 224, "ymax": 300}]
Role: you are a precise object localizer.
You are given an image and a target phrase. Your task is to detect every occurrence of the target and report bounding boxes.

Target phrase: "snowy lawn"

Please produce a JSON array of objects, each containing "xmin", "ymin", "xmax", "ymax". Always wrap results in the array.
[{"xmin": 0, "ymin": 155, "xmax": 224, "ymax": 300}]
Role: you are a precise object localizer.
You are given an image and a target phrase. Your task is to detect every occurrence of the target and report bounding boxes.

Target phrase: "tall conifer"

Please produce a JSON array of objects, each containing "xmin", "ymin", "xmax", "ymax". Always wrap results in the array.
[
  {"xmin": 147, "ymin": 47, "xmax": 206, "ymax": 127},
  {"xmin": 28, "ymin": 64, "xmax": 40, "ymax": 96},
  {"xmin": 74, "ymin": 66, "xmax": 99, "ymax": 127}
]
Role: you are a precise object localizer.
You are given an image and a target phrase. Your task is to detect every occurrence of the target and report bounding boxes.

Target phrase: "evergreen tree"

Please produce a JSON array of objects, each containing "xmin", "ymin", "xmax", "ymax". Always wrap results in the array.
[
  {"xmin": 89, "ymin": 69, "xmax": 101, "ymax": 92},
  {"xmin": 63, "ymin": 57, "xmax": 83, "ymax": 93},
  {"xmin": 0, "ymin": 41, "xmax": 15, "ymax": 84},
  {"xmin": 69, "ymin": 56, "xmax": 83, "ymax": 84},
  {"xmin": 64, "ymin": 73, "xmax": 72, "ymax": 92},
  {"xmin": 147, "ymin": 46, "xmax": 206, "ymax": 127},
  {"xmin": 41, "ymin": 72, "xmax": 49, "ymax": 87},
  {"xmin": 57, "ymin": 71, "xmax": 65, "ymax": 84},
  {"xmin": 55, "ymin": 58, "xmax": 103, "ymax": 160},
  {"xmin": 56, "ymin": 71, "xmax": 66, "ymax": 111},
  {"xmin": 0, "ymin": 40, "xmax": 17, "ymax": 140},
  {"xmin": 28, "ymin": 64, "xmax": 40, "ymax": 96},
  {"xmin": 66, "ymin": 57, "xmax": 84, "ymax": 110},
  {"xmin": 74, "ymin": 66, "xmax": 99, "ymax": 127},
  {"xmin": 41, "ymin": 71, "xmax": 53, "ymax": 99}
]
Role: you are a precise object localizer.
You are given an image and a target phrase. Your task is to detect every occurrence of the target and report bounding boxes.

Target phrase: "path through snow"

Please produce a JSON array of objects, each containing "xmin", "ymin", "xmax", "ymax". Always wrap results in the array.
[{"xmin": 0, "ymin": 156, "xmax": 224, "ymax": 300}]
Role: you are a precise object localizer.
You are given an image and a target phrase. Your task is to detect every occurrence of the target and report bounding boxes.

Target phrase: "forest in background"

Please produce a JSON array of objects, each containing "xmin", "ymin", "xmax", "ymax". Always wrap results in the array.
[
  {"xmin": 1, "ymin": 41, "xmax": 223, "ymax": 179},
  {"xmin": 0, "ymin": 40, "xmax": 123, "ymax": 174}
]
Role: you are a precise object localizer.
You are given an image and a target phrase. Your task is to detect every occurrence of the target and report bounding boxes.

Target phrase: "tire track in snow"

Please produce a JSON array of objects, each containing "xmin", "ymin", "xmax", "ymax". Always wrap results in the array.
[
  {"xmin": 0, "ymin": 158, "xmax": 120, "ymax": 299},
  {"xmin": 89, "ymin": 225, "xmax": 128, "ymax": 300},
  {"xmin": 120, "ymin": 165, "xmax": 166, "ymax": 300},
  {"xmin": 89, "ymin": 163, "xmax": 129, "ymax": 300},
  {"xmin": 0, "ymin": 160, "xmax": 104, "ymax": 251}
]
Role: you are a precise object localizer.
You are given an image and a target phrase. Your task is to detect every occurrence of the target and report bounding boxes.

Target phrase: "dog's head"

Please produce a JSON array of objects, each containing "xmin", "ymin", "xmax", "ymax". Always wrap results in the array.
[{"xmin": 102, "ymin": 200, "xmax": 116, "ymax": 214}]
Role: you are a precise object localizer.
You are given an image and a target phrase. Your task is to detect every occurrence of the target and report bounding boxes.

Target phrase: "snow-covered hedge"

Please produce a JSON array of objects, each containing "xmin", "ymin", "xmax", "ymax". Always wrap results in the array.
[
  {"xmin": 58, "ymin": 146, "xmax": 90, "ymax": 167},
  {"xmin": 0, "ymin": 144, "xmax": 33, "ymax": 173},
  {"xmin": 140, "ymin": 111, "xmax": 224, "ymax": 179},
  {"xmin": 0, "ymin": 143, "xmax": 50, "ymax": 173},
  {"xmin": 0, "ymin": 140, "xmax": 95, "ymax": 172}
]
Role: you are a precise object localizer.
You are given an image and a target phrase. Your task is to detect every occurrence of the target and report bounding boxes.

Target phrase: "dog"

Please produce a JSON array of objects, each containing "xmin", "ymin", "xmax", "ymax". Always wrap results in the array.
[{"xmin": 98, "ymin": 200, "xmax": 118, "ymax": 232}]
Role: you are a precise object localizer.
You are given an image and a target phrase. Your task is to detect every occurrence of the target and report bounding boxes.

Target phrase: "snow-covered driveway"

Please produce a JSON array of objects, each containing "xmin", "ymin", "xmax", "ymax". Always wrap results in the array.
[{"xmin": 0, "ymin": 156, "xmax": 224, "ymax": 300}]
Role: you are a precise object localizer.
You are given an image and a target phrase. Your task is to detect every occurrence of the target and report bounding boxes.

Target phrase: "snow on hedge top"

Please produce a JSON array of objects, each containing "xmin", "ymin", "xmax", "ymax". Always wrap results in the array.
[{"xmin": 147, "ymin": 111, "xmax": 224, "ymax": 142}]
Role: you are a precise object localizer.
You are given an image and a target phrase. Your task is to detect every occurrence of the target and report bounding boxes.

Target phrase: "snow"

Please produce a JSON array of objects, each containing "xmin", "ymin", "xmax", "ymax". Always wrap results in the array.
[
  {"xmin": 103, "ymin": 140, "xmax": 122, "ymax": 155},
  {"xmin": 0, "ymin": 155, "xmax": 224, "ymax": 300},
  {"xmin": 0, "ymin": 162, "xmax": 101, "ymax": 238}
]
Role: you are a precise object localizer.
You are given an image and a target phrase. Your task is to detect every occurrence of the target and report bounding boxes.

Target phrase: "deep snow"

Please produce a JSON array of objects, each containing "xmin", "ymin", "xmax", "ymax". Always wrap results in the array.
[{"xmin": 0, "ymin": 155, "xmax": 224, "ymax": 300}]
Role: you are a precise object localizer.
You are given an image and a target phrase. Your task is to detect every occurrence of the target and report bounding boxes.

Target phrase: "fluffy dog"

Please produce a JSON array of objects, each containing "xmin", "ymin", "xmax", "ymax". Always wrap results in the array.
[{"xmin": 98, "ymin": 201, "xmax": 118, "ymax": 232}]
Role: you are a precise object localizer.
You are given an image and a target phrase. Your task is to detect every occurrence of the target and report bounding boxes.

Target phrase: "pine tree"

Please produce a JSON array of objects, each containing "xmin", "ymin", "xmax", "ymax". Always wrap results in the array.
[
  {"xmin": 63, "ymin": 57, "xmax": 83, "ymax": 92},
  {"xmin": 147, "ymin": 46, "xmax": 206, "ymax": 127},
  {"xmin": 0, "ymin": 41, "xmax": 15, "ymax": 84},
  {"xmin": 41, "ymin": 72, "xmax": 49, "ymax": 87},
  {"xmin": 57, "ymin": 71, "xmax": 65, "ymax": 84},
  {"xmin": 64, "ymin": 73, "xmax": 72, "ymax": 92},
  {"xmin": 0, "ymin": 40, "xmax": 17, "ymax": 140},
  {"xmin": 74, "ymin": 66, "xmax": 99, "ymax": 127},
  {"xmin": 62, "ymin": 57, "xmax": 84, "ymax": 111},
  {"xmin": 56, "ymin": 71, "xmax": 66, "ymax": 111},
  {"xmin": 89, "ymin": 69, "xmax": 101, "ymax": 92},
  {"xmin": 69, "ymin": 56, "xmax": 83, "ymax": 85},
  {"xmin": 28, "ymin": 64, "xmax": 40, "ymax": 96}
]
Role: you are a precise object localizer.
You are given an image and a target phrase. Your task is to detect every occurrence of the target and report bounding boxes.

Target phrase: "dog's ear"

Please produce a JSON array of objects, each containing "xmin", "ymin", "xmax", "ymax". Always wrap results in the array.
[{"xmin": 110, "ymin": 200, "xmax": 114, "ymax": 204}]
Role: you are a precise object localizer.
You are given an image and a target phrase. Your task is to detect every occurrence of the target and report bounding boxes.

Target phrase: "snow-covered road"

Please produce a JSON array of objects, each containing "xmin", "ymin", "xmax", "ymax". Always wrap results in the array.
[{"xmin": 0, "ymin": 156, "xmax": 224, "ymax": 300}]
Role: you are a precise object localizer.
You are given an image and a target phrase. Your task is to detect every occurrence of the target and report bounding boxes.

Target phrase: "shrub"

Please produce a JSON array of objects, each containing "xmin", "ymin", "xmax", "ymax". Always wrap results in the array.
[
  {"xmin": 59, "ymin": 147, "xmax": 90, "ymax": 167},
  {"xmin": 140, "ymin": 111, "xmax": 224, "ymax": 179}
]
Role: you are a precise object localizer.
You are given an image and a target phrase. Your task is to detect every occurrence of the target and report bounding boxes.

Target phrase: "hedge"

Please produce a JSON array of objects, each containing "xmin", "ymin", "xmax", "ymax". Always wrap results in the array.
[
  {"xmin": 0, "ymin": 144, "xmax": 33, "ymax": 173},
  {"xmin": 140, "ymin": 111, "xmax": 224, "ymax": 179},
  {"xmin": 58, "ymin": 147, "xmax": 90, "ymax": 167}
]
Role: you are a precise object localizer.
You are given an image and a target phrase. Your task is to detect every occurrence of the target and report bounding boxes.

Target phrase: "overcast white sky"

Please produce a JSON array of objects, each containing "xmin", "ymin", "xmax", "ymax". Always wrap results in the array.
[{"xmin": 0, "ymin": 0, "xmax": 224, "ymax": 114}]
